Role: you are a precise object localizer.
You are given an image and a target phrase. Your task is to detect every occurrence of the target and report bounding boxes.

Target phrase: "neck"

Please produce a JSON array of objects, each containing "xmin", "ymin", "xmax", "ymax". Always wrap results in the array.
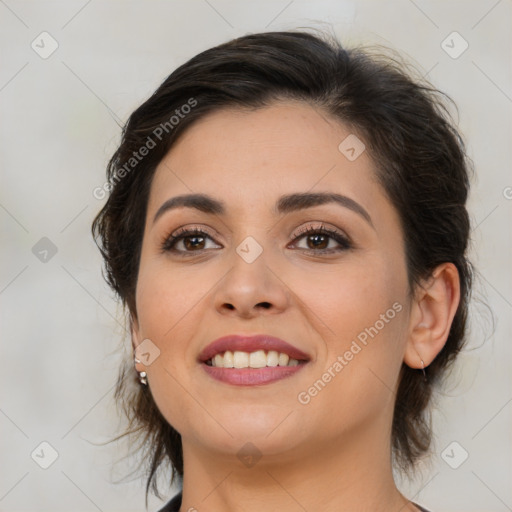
[{"xmin": 178, "ymin": 424, "xmax": 419, "ymax": 512}]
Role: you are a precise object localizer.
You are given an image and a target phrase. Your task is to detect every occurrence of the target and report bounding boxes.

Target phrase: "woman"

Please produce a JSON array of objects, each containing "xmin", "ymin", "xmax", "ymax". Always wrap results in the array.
[{"xmin": 92, "ymin": 30, "xmax": 472, "ymax": 512}]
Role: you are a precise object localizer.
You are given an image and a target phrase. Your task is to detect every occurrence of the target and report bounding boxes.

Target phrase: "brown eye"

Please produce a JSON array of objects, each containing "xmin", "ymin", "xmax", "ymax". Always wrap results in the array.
[
  {"xmin": 292, "ymin": 225, "xmax": 351, "ymax": 254},
  {"xmin": 304, "ymin": 233, "xmax": 329, "ymax": 250},
  {"xmin": 181, "ymin": 234, "xmax": 206, "ymax": 250},
  {"xmin": 161, "ymin": 228, "xmax": 221, "ymax": 254}
]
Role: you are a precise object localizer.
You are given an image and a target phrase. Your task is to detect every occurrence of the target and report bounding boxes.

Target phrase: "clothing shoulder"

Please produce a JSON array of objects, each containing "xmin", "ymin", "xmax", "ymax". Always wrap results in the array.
[{"xmin": 156, "ymin": 491, "xmax": 182, "ymax": 512}]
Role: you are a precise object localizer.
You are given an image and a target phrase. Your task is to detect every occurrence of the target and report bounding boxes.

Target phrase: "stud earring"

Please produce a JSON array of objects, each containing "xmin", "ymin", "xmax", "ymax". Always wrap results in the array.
[{"xmin": 133, "ymin": 356, "xmax": 148, "ymax": 385}]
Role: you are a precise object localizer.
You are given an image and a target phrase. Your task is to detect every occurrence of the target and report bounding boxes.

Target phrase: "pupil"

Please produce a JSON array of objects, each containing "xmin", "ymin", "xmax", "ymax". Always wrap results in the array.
[
  {"xmin": 185, "ymin": 236, "xmax": 204, "ymax": 250},
  {"xmin": 309, "ymin": 234, "xmax": 327, "ymax": 249}
]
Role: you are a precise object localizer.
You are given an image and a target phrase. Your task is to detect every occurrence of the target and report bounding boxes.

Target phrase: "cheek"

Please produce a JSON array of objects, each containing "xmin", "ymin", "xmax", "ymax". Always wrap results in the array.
[
  {"xmin": 135, "ymin": 259, "xmax": 206, "ymax": 345},
  {"xmin": 292, "ymin": 255, "xmax": 407, "ymax": 404},
  {"xmin": 330, "ymin": 258, "xmax": 407, "ymax": 369},
  {"xmin": 287, "ymin": 253, "xmax": 404, "ymax": 337},
  {"xmin": 134, "ymin": 263, "xmax": 205, "ymax": 432}
]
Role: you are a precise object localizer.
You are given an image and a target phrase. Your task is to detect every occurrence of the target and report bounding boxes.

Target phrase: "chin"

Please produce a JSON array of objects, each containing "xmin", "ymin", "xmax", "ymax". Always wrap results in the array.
[{"xmin": 199, "ymin": 416, "xmax": 302, "ymax": 454}]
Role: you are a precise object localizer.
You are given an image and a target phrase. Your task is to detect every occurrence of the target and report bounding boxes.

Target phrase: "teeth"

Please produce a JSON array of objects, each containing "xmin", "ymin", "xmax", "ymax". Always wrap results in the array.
[
  {"xmin": 223, "ymin": 351, "xmax": 234, "ymax": 368},
  {"xmin": 278, "ymin": 352, "xmax": 289, "ymax": 366},
  {"xmin": 249, "ymin": 350, "xmax": 267, "ymax": 368},
  {"xmin": 209, "ymin": 350, "xmax": 301, "ymax": 368},
  {"xmin": 233, "ymin": 351, "xmax": 249, "ymax": 368},
  {"xmin": 267, "ymin": 350, "xmax": 279, "ymax": 367}
]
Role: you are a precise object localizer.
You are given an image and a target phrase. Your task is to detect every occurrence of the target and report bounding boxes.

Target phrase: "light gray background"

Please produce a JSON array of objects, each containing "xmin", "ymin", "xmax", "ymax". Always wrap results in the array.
[{"xmin": 1, "ymin": 1, "xmax": 511, "ymax": 511}]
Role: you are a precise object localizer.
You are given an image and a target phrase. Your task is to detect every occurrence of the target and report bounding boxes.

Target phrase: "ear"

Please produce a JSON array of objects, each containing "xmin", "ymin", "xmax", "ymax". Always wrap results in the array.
[
  {"xmin": 130, "ymin": 313, "xmax": 144, "ymax": 372},
  {"xmin": 404, "ymin": 262, "xmax": 461, "ymax": 369},
  {"xmin": 130, "ymin": 313, "xmax": 141, "ymax": 350}
]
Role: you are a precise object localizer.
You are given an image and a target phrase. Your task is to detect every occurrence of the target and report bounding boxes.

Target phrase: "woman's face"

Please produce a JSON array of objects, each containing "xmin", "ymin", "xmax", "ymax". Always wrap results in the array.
[{"xmin": 132, "ymin": 101, "xmax": 412, "ymax": 462}]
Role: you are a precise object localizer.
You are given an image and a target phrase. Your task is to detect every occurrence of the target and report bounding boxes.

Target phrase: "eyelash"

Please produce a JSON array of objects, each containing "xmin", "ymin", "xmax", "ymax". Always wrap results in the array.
[{"xmin": 160, "ymin": 224, "xmax": 352, "ymax": 256}]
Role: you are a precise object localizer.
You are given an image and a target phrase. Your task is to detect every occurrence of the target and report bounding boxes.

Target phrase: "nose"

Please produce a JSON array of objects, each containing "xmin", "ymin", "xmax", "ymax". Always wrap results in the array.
[{"xmin": 213, "ymin": 248, "xmax": 289, "ymax": 319}]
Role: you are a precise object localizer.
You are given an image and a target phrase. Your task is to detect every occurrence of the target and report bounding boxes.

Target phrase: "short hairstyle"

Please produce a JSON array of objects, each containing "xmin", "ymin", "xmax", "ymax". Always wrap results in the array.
[{"xmin": 92, "ymin": 29, "xmax": 474, "ymax": 502}]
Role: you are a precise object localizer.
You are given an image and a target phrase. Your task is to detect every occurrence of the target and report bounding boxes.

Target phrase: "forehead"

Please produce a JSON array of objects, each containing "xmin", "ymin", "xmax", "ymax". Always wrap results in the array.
[{"xmin": 147, "ymin": 101, "xmax": 384, "ymax": 219}]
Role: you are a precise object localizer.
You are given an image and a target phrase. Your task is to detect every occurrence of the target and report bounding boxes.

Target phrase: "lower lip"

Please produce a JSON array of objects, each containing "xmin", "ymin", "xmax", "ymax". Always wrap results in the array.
[{"xmin": 201, "ymin": 362, "xmax": 308, "ymax": 386}]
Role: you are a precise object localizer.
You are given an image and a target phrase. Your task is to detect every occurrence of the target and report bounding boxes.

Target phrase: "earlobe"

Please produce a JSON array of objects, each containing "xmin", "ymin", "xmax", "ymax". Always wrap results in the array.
[
  {"xmin": 404, "ymin": 262, "xmax": 461, "ymax": 369},
  {"xmin": 130, "ymin": 314, "xmax": 147, "ymax": 380}
]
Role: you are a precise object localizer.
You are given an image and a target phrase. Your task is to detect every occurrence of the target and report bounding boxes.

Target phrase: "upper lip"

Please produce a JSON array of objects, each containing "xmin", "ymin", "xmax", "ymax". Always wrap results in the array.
[{"xmin": 198, "ymin": 334, "xmax": 311, "ymax": 363}]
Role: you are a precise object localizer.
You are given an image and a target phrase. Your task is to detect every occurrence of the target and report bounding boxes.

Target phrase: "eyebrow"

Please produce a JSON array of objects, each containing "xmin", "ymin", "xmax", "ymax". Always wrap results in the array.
[{"xmin": 152, "ymin": 192, "xmax": 374, "ymax": 229}]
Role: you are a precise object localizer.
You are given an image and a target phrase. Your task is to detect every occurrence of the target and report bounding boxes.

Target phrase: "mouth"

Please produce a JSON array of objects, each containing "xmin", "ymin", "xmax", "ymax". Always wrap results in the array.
[
  {"xmin": 198, "ymin": 334, "xmax": 311, "ymax": 386},
  {"xmin": 198, "ymin": 333, "xmax": 310, "ymax": 365},
  {"xmin": 204, "ymin": 349, "xmax": 308, "ymax": 368}
]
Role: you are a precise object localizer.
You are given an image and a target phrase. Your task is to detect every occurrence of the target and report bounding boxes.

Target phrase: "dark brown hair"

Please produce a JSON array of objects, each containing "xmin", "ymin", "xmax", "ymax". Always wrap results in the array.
[{"xmin": 92, "ymin": 29, "xmax": 473, "ymax": 504}]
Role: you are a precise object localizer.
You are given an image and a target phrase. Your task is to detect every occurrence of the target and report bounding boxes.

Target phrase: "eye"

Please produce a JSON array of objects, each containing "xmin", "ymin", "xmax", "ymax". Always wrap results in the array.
[
  {"xmin": 290, "ymin": 224, "xmax": 352, "ymax": 254},
  {"xmin": 160, "ymin": 223, "xmax": 352, "ymax": 256},
  {"xmin": 161, "ymin": 227, "xmax": 221, "ymax": 255}
]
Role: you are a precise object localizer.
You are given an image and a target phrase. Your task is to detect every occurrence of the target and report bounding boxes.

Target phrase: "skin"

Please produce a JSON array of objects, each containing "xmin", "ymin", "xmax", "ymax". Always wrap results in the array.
[{"xmin": 131, "ymin": 100, "xmax": 460, "ymax": 512}]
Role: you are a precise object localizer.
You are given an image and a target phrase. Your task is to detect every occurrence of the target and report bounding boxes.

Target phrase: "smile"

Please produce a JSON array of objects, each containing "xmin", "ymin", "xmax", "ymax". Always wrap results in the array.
[
  {"xmin": 201, "ymin": 358, "xmax": 309, "ymax": 386},
  {"xmin": 206, "ymin": 349, "xmax": 304, "ymax": 368}
]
